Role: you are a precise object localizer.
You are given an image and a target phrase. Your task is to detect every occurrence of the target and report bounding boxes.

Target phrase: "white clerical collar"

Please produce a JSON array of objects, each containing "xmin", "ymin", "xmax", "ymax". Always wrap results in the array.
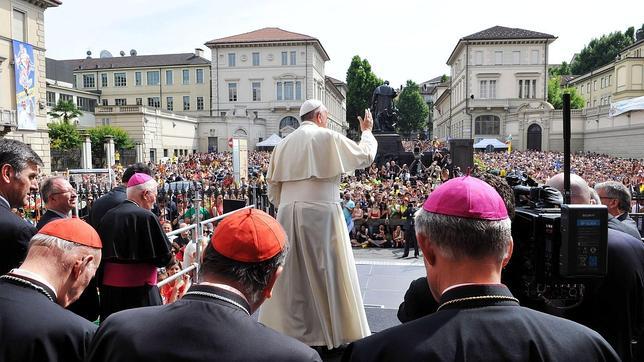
[
  {"xmin": 11, "ymin": 268, "xmax": 58, "ymax": 299},
  {"xmin": 198, "ymin": 282, "xmax": 249, "ymax": 305},
  {"xmin": 442, "ymin": 283, "xmax": 502, "ymax": 295}
]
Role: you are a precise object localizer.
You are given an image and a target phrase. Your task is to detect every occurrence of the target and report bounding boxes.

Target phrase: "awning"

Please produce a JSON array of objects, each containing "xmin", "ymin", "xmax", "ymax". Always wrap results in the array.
[
  {"xmin": 473, "ymin": 138, "xmax": 508, "ymax": 149},
  {"xmin": 256, "ymin": 133, "xmax": 282, "ymax": 147}
]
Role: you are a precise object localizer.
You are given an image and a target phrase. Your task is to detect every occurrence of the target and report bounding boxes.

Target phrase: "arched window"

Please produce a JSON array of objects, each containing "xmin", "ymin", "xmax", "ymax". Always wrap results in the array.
[
  {"xmin": 279, "ymin": 116, "xmax": 299, "ymax": 137},
  {"xmin": 475, "ymin": 115, "xmax": 500, "ymax": 135},
  {"xmin": 233, "ymin": 128, "xmax": 247, "ymax": 137}
]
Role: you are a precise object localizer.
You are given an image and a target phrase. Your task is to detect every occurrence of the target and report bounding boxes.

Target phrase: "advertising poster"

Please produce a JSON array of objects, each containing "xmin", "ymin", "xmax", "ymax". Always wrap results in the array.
[{"xmin": 13, "ymin": 40, "xmax": 37, "ymax": 130}]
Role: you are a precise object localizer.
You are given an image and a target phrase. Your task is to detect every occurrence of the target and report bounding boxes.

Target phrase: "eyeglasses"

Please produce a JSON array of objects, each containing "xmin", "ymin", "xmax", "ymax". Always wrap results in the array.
[{"xmin": 50, "ymin": 190, "xmax": 77, "ymax": 197}]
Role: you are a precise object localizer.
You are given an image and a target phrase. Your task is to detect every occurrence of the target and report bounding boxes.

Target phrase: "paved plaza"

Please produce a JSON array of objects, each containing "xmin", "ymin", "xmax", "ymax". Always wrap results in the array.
[{"xmin": 354, "ymin": 248, "xmax": 426, "ymax": 333}]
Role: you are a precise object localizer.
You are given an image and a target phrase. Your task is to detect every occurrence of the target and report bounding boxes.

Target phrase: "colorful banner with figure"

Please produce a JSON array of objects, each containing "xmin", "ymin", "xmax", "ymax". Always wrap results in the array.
[{"xmin": 13, "ymin": 40, "xmax": 37, "ymax": 130}]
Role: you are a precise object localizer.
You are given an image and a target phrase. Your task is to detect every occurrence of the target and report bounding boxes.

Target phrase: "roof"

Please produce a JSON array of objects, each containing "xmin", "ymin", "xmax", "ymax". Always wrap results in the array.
[
  {"xmin": 206, "ymin": 27, "xmax": 316, "ymax": 45},
  {"xmin": 325, "ymin": 75, "xmax": 346, "ymax": 86},
  {"xmin": 205, "ymin": 27, "xmax": 330, "ymax": 61},
  {"xmin": 447, "ymin": 26, "xmax": 556, "ymax": 65},
  {"xmin": 46, "ymin": 58, "xmax": 74, "ymax": 83},
  {"xmin": 619, "ymin": 38, "xmax": 644, "ymax": 54},
  {"xmin": 421, "ymin": 75, "xmax": 445, "ymax": 85},
  {"xmin": 463, "ymin": 26, "xmax": 555, "ymax": 40},
  {"xmin": 61, "ymin": 53, "xmax": 210, "ymax": 71}
]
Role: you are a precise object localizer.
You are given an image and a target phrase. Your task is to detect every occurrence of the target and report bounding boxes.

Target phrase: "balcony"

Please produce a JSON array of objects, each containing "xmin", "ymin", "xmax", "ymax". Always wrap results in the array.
[
  {"xmin": 468, "ymin": 98, "xmax": 510, "ymax": 110},
  {"xmin": 0, "ymin": 108, "xmax": 17, "ymax": 127},
  {"xmin": 95, "ymin": 105, "xmax": 143, "ymax": 114},
  {"xmin": 0, "ymin": 108, "xmax": 17, "ymax": 136},
  {"xmin": 269, "ymin": 100, "xmax": 302, "ymax": 112}
]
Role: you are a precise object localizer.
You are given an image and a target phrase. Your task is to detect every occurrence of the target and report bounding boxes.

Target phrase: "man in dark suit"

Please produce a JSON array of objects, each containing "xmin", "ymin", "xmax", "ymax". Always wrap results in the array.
[
  {"xmin": 36, "ymin": 176, "xmax": 77, "ymax": 230},
  {"xmin": 595, "ymin": 180, "xmax": 642, "ymax": 238},
  {"xmin": 0, "ymin": 218, "xmax": 102, "ymax": 362},
  {"xmin": 344, "ymin": 176, "xmax": 618, "ymax": 361},
  {"xmin": 0, "ymin": 139, "xmax": 42, "ymax": 275},
  {"xmin": 548, "ymin": 173, "xmax": 644, "ymax": 361},
  {"xmin": 89, "ymin": 162, "xmax": 151, "ymax": 229},
  {"xmin": 87, "ymin": 209, "xmax": 320, "ymax": 361}
]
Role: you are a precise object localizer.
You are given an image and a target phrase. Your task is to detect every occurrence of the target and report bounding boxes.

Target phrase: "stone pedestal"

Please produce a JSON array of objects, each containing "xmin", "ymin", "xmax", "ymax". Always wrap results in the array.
[
  {"xmin": 104, "ymin": 135, "xmax": 115, "ymax": 167},
  {"xmin": 374, "ymin": 133, "xmax": 405, "ymax": 165},
  {"xmin": 81, "ymin": 135, "xmax": 92, "ymax": 169}
]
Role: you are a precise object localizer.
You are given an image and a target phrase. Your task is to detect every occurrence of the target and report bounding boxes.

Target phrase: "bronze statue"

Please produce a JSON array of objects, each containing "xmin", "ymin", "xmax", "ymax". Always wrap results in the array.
[{"xmin": 370, "ymin": 81, "xmax": 399, "ymax": 133}]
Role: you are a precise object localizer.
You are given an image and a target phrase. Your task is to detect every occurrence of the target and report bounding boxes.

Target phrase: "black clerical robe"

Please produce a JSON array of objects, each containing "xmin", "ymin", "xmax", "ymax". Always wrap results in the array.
[
  {"xmin": 344, "ymin": 284, "xmax": 619, "ymax": 362},
  {"xmin": 97, "ymin": 200, "xmax": 171, "ymax": 321},
  {"xmin": 87, "ymin": 284, "xmax": 321, "ymax": 362},
  {"xmin": 0, "ymin": 200, "xmax": 36, "ymax": 274},
  {"xmin": 0, "ymin": 274, "xmax": 96, "ymax": 362}
]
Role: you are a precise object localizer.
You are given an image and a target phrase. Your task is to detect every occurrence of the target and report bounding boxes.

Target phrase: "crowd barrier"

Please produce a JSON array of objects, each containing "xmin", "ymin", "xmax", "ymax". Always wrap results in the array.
[{"xmin": 158, "ymin": 204, "xmax": 256, "ymax": 286}]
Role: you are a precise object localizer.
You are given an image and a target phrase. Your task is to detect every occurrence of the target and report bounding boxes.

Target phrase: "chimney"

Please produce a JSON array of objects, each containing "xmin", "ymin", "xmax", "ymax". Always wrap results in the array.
[{"xmin": 195, "ymin": 48, "xmax": 204, "ymax": 58}]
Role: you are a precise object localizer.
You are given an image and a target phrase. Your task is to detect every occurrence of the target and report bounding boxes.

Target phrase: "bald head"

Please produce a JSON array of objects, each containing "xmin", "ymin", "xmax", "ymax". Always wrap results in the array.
[{"xmin": 545, "ymin": 173, "xmax": 590, "ymax": 204}]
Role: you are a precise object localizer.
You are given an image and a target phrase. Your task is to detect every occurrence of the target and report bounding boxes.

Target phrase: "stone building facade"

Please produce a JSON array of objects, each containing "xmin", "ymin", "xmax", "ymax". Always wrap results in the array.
[{"xmin": 1, "ymin": 0, "xmax": 60, "ymax": 171}]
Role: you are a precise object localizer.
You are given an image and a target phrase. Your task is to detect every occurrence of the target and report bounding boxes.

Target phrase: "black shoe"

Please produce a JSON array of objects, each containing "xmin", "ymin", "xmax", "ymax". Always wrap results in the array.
[
  {"xmin": 311, "ymin": 345, "xmax": 347, "ymax": 359},
  {"xmin": 400, "ymin": 254, "xmax": 408, "ymax": 258}
]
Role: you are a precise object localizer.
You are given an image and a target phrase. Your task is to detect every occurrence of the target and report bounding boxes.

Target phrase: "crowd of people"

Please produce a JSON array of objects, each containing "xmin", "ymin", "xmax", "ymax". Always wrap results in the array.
[{"xmin": 1, "ymin": 93, "xmax": 643, "ymax": 361}]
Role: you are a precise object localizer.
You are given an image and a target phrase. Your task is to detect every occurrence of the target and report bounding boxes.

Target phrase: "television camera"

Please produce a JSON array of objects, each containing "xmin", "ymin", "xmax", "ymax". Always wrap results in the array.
[{"xmin": 503, "ymin": 172, "xmax": 608, "ymax": 315}]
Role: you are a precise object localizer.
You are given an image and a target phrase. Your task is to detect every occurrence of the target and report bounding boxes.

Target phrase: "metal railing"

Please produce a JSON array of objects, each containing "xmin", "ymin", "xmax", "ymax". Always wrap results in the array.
[{"xmin": 158, "ymin": 203, "xmax": 256, "ymax": 287}]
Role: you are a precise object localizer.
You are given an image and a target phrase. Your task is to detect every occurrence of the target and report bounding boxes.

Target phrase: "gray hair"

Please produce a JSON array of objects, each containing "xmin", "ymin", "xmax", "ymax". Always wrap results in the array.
[
  {"xmin": 595, "ymin": 181, "xmax": 631, "ymax": 212},
  {"xmin": 199, "ymin": 242, "xmax": 289, "ymax": 306},
  {"xmin": 414, "ymin": 209, "xmax": 512, "ymax": 262},
  {"xmin": 126, "ymin": 179, "xmax": 157, "ymax": 199},
  {"xmin": 28, "ymin": 233, "xmax": 99, "ymax": 261},
  {"xmin": 40, "ymin": 176, "xmax": 66, "ymax": 203},
  {"xmin": 0, "ymin": 138, "xmax": 43, "ymax": 173},
  {"xmin": 589, "ymin": 187, "xmax": 601, "ymax": 205}
]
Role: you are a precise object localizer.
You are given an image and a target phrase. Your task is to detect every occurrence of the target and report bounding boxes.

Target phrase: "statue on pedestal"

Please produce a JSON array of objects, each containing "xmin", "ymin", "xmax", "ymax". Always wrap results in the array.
[{"xmin": 370, "ymin": 81, "xmax": 399, "ymax": 133}]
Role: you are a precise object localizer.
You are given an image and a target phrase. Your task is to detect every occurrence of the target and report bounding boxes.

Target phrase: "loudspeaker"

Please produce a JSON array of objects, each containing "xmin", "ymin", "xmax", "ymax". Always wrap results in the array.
[
  {"xmin": 223, "ymin": 199, "xmax": 246, "ymax": 214},
  {"xmin": 448, "ymin": 139, "xmax": 474, "ymax": 172}
]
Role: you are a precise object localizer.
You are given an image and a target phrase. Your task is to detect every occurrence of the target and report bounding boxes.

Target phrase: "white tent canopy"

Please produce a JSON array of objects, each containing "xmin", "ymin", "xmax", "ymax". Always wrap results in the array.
[
  {"xmin": 256, "ymin": 133, "xmax": 282, "ymax": 147},
  {"xmin": 473, "ymin": 138, "xmax": 508, "ymax": 149}
]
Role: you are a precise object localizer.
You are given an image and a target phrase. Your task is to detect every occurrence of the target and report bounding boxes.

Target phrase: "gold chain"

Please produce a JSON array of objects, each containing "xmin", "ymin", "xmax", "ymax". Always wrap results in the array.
[
  {"xmin": 437, "ymin": 295, "xmax": 519, "ymax": 311},
  {"xmin": 0, "ymin": 275, "xmax": 55, "ymax": 303}
]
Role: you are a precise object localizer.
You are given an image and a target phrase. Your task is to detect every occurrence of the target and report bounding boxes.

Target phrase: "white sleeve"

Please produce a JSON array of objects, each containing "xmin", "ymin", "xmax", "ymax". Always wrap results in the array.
[{"xmin": 332, "ymin": 130, "xmax": 378, "ymax": 173}]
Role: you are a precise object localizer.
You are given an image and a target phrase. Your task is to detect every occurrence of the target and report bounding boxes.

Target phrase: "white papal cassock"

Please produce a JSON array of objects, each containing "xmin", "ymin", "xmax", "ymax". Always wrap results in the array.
[{"xmin": 258, "ymin": 121, "xmax": 377, "ymax": 348}]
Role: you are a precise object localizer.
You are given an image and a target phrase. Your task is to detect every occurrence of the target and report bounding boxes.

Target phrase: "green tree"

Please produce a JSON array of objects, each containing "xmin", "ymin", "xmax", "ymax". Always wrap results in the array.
[
  {"xmin": 346, "ymin": 55, "xmax": 382, "ymax": 132},
  {"xmin": 547, "ymin": 76, "xmax": 584, "ymax": 109},
  {"xmin": 570, "ymin": 28, "xmax": 635, "ymax": 75},
  {"xmin": 47, "ymin": 121, "xmax": 82, "ymax": 151},
  {"xmin": 395, "ymin": 80, "xmax": 429, "ymax": 135},
  {"xmin": 88, "ymin": 125, "xmax": 134, "ymax": 156},
  {"xmin": 440, "ymin": 74, "xmax": 448, "ymax": 83},
  {"xmin": 47, "ymin": 99, "xmax": 83, "ymax": 123},
  {"xmin": 549, "ymin": 61, "xmax": 571, "ymax": 77}
]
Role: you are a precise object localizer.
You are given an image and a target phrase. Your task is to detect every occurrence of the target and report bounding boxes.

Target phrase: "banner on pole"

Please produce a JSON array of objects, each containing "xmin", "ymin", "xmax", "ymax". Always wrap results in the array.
[{"xmin": 12, "ymin": 40, "xmax": 37, "ymax": 130}]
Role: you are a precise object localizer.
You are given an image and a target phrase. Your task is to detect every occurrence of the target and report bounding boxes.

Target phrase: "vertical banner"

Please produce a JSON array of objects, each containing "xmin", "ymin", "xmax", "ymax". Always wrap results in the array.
[
  {"xmin": 12, "ymin": 40, "xmax": 37, "ymax": 130},
  {"xmin": 232, "ymin": 138, "xmax": 248, "ymax": 185}
]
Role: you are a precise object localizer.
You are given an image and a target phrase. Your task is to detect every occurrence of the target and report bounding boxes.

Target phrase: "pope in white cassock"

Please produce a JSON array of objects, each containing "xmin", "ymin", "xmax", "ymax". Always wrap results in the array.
[{"xmin": 258, "ymin": 99, "xmax": 377, "ymax": 349}]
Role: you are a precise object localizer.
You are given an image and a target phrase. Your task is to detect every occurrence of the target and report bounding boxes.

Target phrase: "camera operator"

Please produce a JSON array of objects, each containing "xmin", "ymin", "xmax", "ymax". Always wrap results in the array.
[
  {"xmin": 546, "ymin": 173, "xmax": 644, "ymax": 361},
  {"xmin": 400, "ymin": 198, "xmax": 419, "ymax": 258}
]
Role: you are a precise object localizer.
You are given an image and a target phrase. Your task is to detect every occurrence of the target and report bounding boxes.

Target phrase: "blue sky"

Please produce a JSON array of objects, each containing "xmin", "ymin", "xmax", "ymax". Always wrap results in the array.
[{"xmin": 45, "ymin": 0, "xmax": 644, "ymax": 87}]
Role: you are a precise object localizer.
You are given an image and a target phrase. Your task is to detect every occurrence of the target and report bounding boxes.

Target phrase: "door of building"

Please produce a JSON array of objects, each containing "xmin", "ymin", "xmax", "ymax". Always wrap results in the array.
[
  {"xmin": 208, "ymin": 137, "xmax": 218, "ymax": 153},
  {"xmin": 527, "ymin": 124, "xmax": 542, "ymax": 151}
]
